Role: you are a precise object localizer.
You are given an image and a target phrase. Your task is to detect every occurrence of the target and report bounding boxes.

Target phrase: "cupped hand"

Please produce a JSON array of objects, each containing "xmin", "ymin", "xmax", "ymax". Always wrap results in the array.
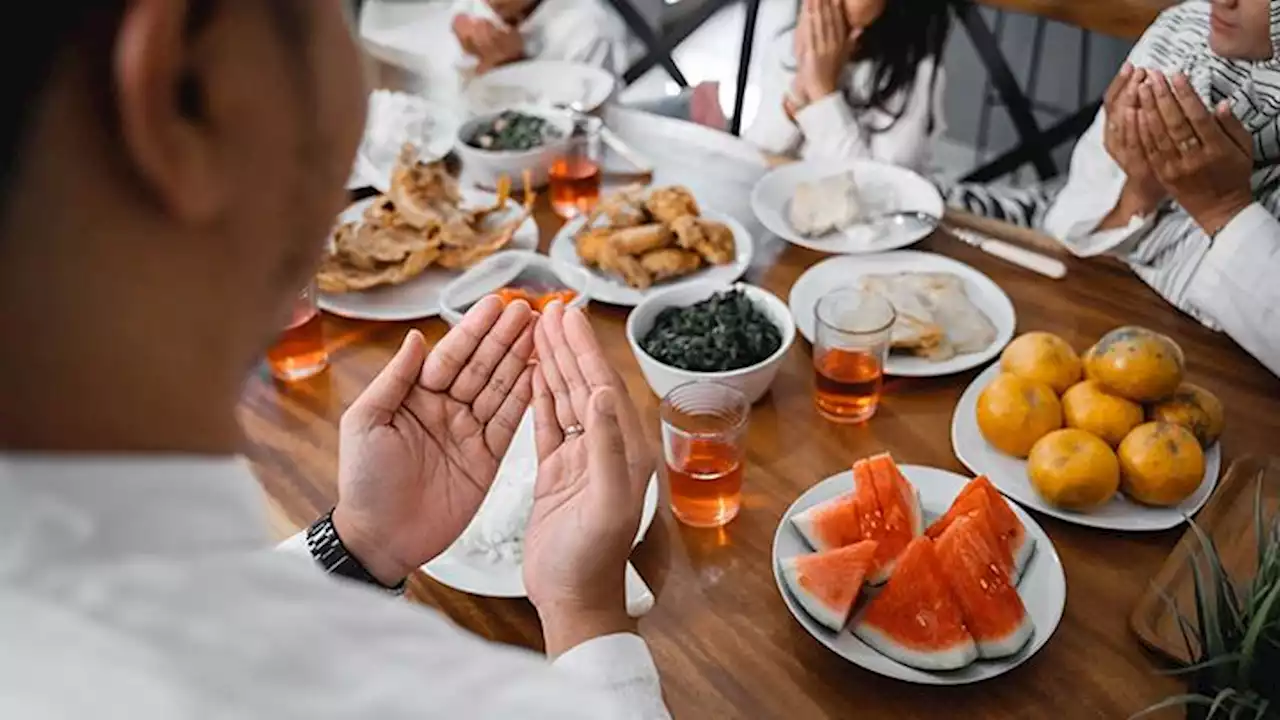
[
  {"xmin": 795, "ymin": 0, "xmax": 857, "ymax": 105},
  {"xmin": 333, "ymin": 296, "xmax": 536, "ymax": 586},
  {"xmin": 1136, "ymin": 72, "xmax": 1255, "ymax": 237},
  {"xmin": 472, "ymin": 19, "xmax": 524, "ymax": 74},
  {"xmin": 1102, "ymin": 64, "xmax": 1165, "ymax": 213},
  {"xmin": 522, "ymin": 303, "xmax": 654, "ymax": 649}
]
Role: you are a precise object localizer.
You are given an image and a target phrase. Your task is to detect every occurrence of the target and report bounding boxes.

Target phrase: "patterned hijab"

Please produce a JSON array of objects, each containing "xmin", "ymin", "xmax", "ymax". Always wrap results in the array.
[{"xmin": 1130, "ymin": 1, "xmax": 1280, "ymax": 197}]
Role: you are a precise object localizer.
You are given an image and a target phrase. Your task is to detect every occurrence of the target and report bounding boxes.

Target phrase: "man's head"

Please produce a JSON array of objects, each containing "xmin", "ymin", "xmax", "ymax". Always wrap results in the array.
[
  {"xmin": 0, "ymin": 0, "xmax": 366, "ymax": 451},
  {"xmin": 1209, "ymin": 0, "xmax": 1277, "ymax": 60}
]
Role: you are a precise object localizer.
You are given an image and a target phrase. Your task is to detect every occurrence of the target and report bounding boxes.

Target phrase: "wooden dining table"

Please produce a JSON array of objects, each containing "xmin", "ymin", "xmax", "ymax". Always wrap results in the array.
[{"xmin": 241, "ymin": 108, "xmax": 1280, "ymax": 718}]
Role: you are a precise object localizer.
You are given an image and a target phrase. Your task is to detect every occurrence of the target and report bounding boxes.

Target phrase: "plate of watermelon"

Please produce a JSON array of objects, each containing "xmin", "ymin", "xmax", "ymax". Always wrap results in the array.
[{"xmin": 772, "ymin": 455, "xmax": 1065, "ymax": 685}]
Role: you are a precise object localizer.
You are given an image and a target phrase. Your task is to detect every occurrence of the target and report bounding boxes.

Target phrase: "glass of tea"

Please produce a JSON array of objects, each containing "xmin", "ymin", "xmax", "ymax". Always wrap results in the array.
[
  {"xmin": 549, "ymin": 115, "xmax": 602, "ymax": 219},
  {"xmin": 267, "ymin": 281, "xmax": 328, "ymax": 381},
  {"xmin": 661, "ymin": 381, "xmax": 750, "ymax": 528},
  {"xmin": 813, "ymin": 289, "xmax": 896, "ymax": 424}
]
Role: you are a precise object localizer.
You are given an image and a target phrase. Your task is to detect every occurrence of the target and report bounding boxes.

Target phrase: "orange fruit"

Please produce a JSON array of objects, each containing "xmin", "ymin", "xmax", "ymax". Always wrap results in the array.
[
  {"xmin": 1084, "ymin": 327, "xmax": 1185, "ymax": 402},
  {"xmin": 1061, "ymin": 380, "xmax": 1145, "ymax": 448},
  {"xmin": 1117, "ymin": 422, "xmax": 1205, "ymax": 506},
  {"xmin": 1000, "ymin": 332, "xmax": 1082, "ymax": 395},
  {"xmin": 1026, "ymin": 429, "xmax": 1120, "ymax": 510},
  {"xmin": 1147, "ymin": 383, "xmax": 1225, "ymax": 448},
  {"xmin": 976, "ymin": 373, "xmax": 1064, "ymax": 458}
]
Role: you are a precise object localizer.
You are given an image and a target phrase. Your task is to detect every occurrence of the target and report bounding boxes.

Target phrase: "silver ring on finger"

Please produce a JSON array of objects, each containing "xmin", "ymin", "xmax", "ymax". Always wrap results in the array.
[
  {"xmin": 1178, "ymin": 137, "xmax": 1200, "ymax": 152},
  {"xmin": 562, "ymin": 424, "xmax": 585, "ymax": 439}
]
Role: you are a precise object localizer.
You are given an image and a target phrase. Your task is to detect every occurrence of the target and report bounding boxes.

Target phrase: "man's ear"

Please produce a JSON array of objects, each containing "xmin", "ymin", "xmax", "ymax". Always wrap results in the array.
[{"xmin": 115, "ymin": 0, "xmax": 225, "ymax": 221}]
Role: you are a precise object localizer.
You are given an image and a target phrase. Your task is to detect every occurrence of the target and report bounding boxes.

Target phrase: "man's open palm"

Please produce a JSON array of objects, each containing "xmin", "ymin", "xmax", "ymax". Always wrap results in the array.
[{"xmin": 334, "ymin": 297, "xmax": 536, "ymax": 583}]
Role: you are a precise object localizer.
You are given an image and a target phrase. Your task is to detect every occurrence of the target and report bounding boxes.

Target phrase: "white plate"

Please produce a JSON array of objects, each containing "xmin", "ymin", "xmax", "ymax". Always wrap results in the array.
[
  {"xmin": 466, "ymin": 60, "xmax": 616, "ymax": 115},
  {"xmin": 750, "ymin": 159, "xmax": 944, "ymax": 254},
  {"xmin": 951, "ymin": 363, "xmax": 1223, "ymax": 532},
  {"xmin": 548, "ymin": 208, "xmax": 755, "ymax": 307},
  {"xmin": 789, "ymin": 251, "xmax": 1016, "ymax": 377},
  {"xmin": 423, "ymin": 412, "xmax": 660, "ymax": 598},
  {"xmin": 354, "ymin": 91, "xmax": 462, "ymax": 193},
  {"xmin": 318, "ymin": 194, "xmax": 539, "ymax": 321},
  {"xmin": 772, "ymin": 464, "xmax": 1066, "ymax": 685}
]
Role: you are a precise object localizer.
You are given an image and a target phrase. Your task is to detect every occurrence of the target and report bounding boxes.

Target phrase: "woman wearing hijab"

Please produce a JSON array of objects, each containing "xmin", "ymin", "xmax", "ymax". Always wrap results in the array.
[{"xmin": 949, "ymin": 0, "xmax": 1280, "ymax": 377}]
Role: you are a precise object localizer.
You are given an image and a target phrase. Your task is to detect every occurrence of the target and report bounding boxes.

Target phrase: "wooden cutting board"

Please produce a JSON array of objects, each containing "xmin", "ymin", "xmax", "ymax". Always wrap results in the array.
[{"xmin": 1130, "ymin": 455, "xmax": 1280, "ymax": 664}]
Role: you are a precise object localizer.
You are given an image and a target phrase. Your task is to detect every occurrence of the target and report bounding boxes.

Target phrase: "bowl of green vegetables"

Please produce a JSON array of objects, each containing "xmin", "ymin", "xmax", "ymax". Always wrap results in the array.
[
  {"xmin": 626, "ymin": 282, "xmax": 796, "ymax": 404},
  {"xmin": 456, "ymin": 108, "xmax": 572, "ymax": 190}
]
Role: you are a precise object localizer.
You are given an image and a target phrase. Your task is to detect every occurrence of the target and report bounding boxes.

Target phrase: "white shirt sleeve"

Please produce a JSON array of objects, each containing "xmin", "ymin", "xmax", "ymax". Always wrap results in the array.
[
  {"xmin": 1184, "ymin": 203, "xmax": 1280, "ymax": 378},
  {"xmin": 523, "ymin": 0, "xmax": 632, "ymax": 76},
  {"xmin": 1040, "ymin": 109, "xmax": 1159, "ymax": 257},
  {"xmin": 742, "ymin": 35, "xmax": 803, "ymax": 156},
  {"xmin": 276, "ymin": 531, "xmax": 670, "ymax": 717},
  {"xmin": 554, "ymin": 633, "xmax": 671, "ymax": 719},
  {"xmin": 786, "ymin": 57, "xmax": 942, "ymax": 171}
]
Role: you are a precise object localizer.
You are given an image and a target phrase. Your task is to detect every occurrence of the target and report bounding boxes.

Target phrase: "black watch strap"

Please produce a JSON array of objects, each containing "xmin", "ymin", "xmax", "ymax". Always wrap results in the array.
[{"xmin": 306, "ymin": 509, "xmax": 406, "ymax": 596}]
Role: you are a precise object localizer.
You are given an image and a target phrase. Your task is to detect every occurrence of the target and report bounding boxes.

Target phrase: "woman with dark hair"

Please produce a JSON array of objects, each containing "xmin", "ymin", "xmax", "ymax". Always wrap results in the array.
[{"xmin": 744, "ymin": 0, "xmax": 950, "ymax": 170}]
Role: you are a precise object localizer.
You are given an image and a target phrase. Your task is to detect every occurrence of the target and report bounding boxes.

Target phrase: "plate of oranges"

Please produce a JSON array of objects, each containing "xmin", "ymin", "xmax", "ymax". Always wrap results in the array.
[{"xmin": 951, "ymin": 327, "xmax": 1223, "ymax": 532}]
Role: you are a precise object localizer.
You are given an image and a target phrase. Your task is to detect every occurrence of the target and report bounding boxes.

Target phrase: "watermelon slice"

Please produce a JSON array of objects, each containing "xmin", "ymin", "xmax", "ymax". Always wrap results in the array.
[
  {"xmin": 854, "ymin": 537, "xmax": 977, "ymax": 671},
  {"xmin": 934, "ymin": 516, "xmax": 1035, "ymax": 659},
  {"xmin": 869, "ymin": 453, "xmax": 925, "ymax": 536},
  {"xmin": 927, "ymin": 476, "xmax": 1035, "ymax": 580},
  {"xmin": 858, "ymin": 458, "xmax": 917, "ymax": 585},
  {"xmin": 780, "ymin": 541, "xmax": 879, "ymax": 631},
  {"xmin": 791, "ymin": 492, "xmax": 861, "ymax": 552}
]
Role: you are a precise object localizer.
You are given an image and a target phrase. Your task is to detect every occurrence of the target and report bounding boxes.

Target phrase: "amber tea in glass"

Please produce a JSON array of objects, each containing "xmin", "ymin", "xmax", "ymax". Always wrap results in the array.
[
  {"xmin": 813, "ymin": 289, "xmax": 895, "ymax": 423},
  {"xmin": 267, "ymin": 281, "xmax": 328, "ymax": 381},
  {"xmin": 661, "ymin": 381, "xmax": 750, "ymax": 528},
  {"xmin": 549, "ymin": 116, "xmax": 602, "ymax": 219}
]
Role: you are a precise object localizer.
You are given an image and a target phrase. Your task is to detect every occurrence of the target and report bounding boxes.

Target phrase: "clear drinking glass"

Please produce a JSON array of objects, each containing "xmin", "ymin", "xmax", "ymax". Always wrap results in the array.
[
  {"xmin": 661, "ymin": 381, "xmax": 750, "ymax": 528},
  {"xmin": 549, "ymin": 115, "xmax": 603, "ymax": 219},
  {"xmin": 267, "ymin": 281, "xmax": 328, "ymax": 381},
  {"xmin": 813, "ymin": 289, "xmax": 896, "ymax": 424}
]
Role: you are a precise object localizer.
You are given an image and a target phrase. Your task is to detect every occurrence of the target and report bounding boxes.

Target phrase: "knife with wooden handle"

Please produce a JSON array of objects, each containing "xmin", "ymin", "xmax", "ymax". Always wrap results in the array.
[{"xmin": 948, "ymin": 227, "xmax": 1068, "ymax": 280}]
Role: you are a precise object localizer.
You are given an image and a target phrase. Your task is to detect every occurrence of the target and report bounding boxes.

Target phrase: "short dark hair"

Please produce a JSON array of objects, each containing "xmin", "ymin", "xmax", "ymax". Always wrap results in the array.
[{"xmin": 0, "ymin": 0, "xmax": 305, "ymax": 207}]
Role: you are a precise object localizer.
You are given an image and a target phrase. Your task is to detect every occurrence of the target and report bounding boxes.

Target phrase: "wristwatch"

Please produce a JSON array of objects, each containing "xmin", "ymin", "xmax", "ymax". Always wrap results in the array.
[{"xmin": 306, "ymin": 509, "xmax": 406, "ymax": 596}]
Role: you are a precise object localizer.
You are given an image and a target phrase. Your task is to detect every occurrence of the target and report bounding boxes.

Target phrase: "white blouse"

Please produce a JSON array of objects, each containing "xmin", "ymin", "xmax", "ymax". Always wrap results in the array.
[{"xmin": 744, "ymin": 32, "xmax": 946, "ymax": 171}]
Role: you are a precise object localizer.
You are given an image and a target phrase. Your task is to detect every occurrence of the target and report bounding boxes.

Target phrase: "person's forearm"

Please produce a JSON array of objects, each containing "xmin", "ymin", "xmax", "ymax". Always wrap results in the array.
[
  {"xmin": 540, "ymin": 603, "xmax": 637, "ymax": 659},
  {"xmin": 1095, "ymin": 182, "xmax": 1161, "ymax": 232}
]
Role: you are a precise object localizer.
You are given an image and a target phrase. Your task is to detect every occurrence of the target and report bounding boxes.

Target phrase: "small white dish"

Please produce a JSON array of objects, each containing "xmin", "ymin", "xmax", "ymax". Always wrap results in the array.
[
  {"xmin": 548, "ymin": 208, "xmax": 755, "ymax": 307},
  {"xmin": 625, "ymin": 281, "xmax": 796, "ymax": 404},
  {"xmin": 788, "ymin": 250, "xmax": 1016, "ymax": 377},
  {"xmin": 751, "ymin": 159, "xmax": 944, "ymax": 254},
  {"xmin": 772, "ymin": 464, "xmax": 1066, "ymax": 685},
  {"xmin": 951, "ymin": 363, "xmax": 1222, "ymax": 532},
  {"xmin": 423, "ymin": 412, "xmax": 660, "ymax": 598},
  {"xmin": 318, "ymin": 194, "xmax": 538, "ymax": 321},
  {"xmin": 438, "ymin": 251, "xmax": 592, "ymax": 327},
  {"xmin": 455, "ymin": 107, "xmax": 574, "ymax": 190},
  {"xmin": 354, "ymin": 91, "xmax": 462, "ymax": 193},
  {"xmin": 466, "ymin": 60, "xmax": 617, "ymax": 115}
]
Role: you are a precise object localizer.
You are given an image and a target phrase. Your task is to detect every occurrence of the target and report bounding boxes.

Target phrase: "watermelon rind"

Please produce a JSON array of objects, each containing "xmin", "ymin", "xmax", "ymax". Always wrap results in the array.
[
  {"xmin": 790, "ymin": 497, "xmax": 847, "ymax": 552},
  {"xmin": 853, "ymin": 622, "xmax": 979, "ymax": 672},
  {"xmin": 974, "ymin": 613, "xmax": 1035, "ymax": 660},
  {"xmin": 780, "ymin": 557, "xmax": 847, "ymax": 632},
  {"xmin": 1011, "ymin": 534, "xmax": 1036, "ymax": 584}
]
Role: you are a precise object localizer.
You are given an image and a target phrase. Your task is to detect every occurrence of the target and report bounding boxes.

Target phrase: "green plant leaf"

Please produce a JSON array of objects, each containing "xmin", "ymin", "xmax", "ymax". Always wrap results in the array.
[
  {"xmin": 1131, "ymin": 693, "xmax": 1214, "ymax": 719},
  {"xmin": 1240, "ymin": 582, "xmax": 1280, "ymax": 682}
]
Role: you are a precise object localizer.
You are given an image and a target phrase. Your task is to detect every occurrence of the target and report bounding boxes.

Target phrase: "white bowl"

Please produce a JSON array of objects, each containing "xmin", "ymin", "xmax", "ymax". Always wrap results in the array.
[
  {"xmin": 438, "ymin": 250, "xmax": 591, "ymax": 327},
  {"xmin": 626, "ymin": 281, "xmax": 796, "ymax": 404},
  {"xmin": 455, "ymin": 107, "xmax": 573, "ymax": 190}
]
